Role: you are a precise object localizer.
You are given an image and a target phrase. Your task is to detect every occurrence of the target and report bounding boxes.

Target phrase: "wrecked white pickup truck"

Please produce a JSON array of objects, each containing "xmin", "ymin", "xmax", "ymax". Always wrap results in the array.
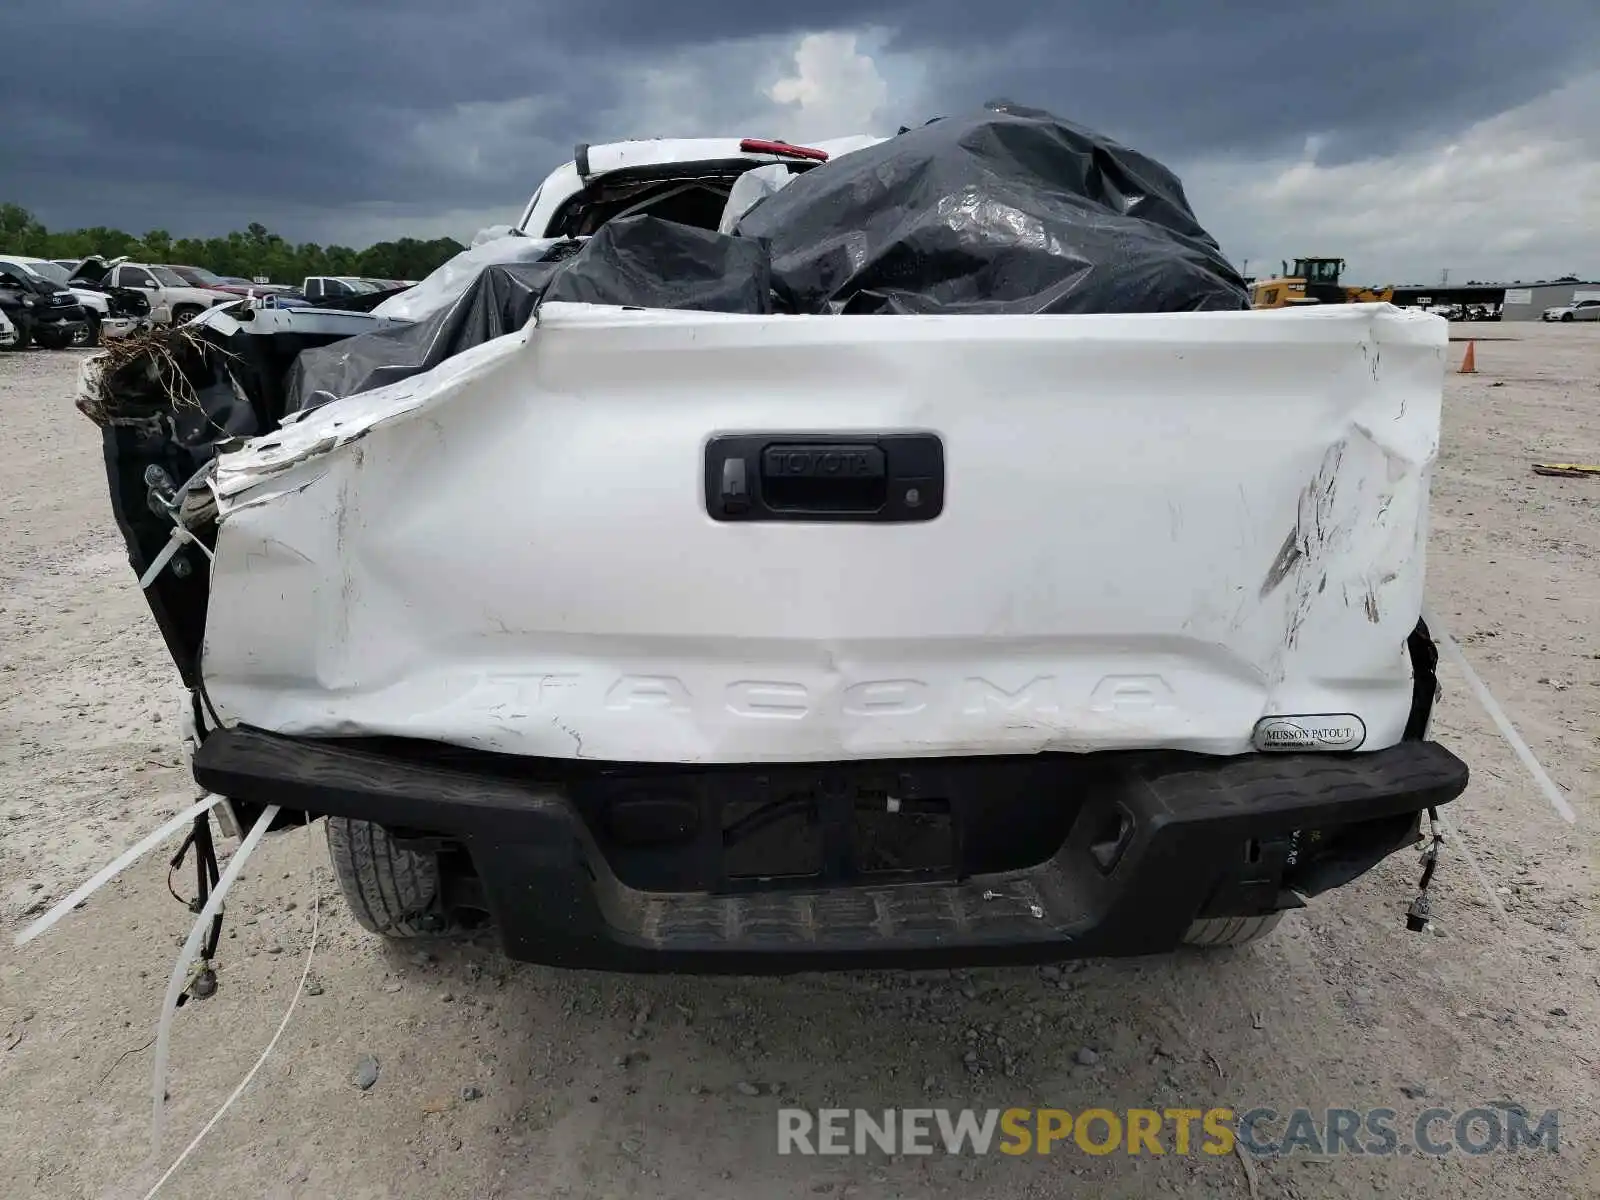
[{"xmin": 84, "ymin": 104, "xmax": 1466, "ymax": 973}]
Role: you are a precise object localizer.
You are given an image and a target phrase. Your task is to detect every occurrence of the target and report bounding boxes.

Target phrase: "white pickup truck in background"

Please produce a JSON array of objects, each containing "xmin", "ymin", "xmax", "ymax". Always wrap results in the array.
[{"xmin": 68, "ymin": 257, "xmax": 232, "ymax": 325}]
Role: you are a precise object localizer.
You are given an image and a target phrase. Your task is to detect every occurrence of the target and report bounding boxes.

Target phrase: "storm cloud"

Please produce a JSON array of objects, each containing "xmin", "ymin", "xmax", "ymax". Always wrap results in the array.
[{"xmin": 3, "ymin": 1, "xmax": 1598, "ymax": 281}]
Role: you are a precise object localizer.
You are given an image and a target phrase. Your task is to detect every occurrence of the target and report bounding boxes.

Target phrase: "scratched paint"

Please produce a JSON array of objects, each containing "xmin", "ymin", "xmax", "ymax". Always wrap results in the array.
[{"xmin": 201, "ymin": 302, "xmax": 1447, "ymax": 763}]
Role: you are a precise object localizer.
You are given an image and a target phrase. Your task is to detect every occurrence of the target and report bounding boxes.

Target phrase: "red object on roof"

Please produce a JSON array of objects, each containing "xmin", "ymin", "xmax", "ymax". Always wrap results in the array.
[{"xmin": 739, "ymin": 139, "xmax": 829, "ymax": 162}]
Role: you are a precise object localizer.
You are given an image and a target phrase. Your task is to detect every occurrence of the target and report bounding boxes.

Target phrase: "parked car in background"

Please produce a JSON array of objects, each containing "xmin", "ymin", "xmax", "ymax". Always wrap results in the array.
[
  {"xmin": 0, "ymin": 262, "xmax": 89, "ymax": 348},
  {"xmin": 1542, "ymin": 298, "xmax": 1600, "ymax": 322},
  {"xmin": 0, "ymin": 305, "xmax": 17, "ymax": 349},
  {"xmin": 218, "ymin": 275, "xmax": 293, "ymax": 293},
  {"xmin": 218, "ymin": 275, "xmax": 308, "ymax": 302},
  {"xmin": 300, "ymin": 275, "xmax": 384, "ymax": 304},
  {"xmin": 297, "ymin": 276, "xmax": 380, "ymax": 302},
  {"xmin": 164, "ymin": 264, "xmax": 293, "ymax": 299},
  {"xmin": 0, "ymin": 254, "xmax": 148, "ymax": 346},
  {"xmin": 164, "ymin": 263, "xmax": 253, "ymax": 296},
  {"xmin": 67, "ymin": 258, "xmax": 233, "ymax": 325}
]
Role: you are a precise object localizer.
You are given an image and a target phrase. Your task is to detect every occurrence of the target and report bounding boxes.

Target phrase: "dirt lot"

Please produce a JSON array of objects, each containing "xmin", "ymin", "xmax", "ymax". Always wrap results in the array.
[{"xmin": 1, "ymin": 323, "xmax": 1596, "ymax": 1199}]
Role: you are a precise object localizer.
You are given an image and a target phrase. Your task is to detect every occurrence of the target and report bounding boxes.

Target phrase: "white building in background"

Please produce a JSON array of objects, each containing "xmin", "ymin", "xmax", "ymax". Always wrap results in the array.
[{"xmin": 1500, "ymin": 281, "xmax": 1600, "ymax": 321}]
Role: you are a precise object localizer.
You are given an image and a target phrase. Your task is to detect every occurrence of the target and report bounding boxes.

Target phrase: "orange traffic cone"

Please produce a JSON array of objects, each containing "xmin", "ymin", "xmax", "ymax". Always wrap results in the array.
[{"xmin": 1459, "ymin": 341, "xmax": 1477, "ymax": 374}]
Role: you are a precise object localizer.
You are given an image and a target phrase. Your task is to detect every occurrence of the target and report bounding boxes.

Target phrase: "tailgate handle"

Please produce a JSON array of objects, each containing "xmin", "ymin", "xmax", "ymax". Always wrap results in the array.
[
  {"xmin": 706, "ymin": 433, "xmax": 944, "ymax": 523},
  {"xmin": 761, "ymin": 443, "xmax": 886, "ymax": 514}
]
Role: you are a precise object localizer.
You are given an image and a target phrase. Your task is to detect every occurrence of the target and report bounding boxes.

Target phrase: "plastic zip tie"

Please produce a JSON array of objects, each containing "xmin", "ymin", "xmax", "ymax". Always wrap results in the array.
[
  {"xmin": 13, "ymin": 793, "xmax": 225, "ymax": 948},
  {"xmin": 142, "ymin": 818, "xmax": 318, "ymax": 1199},
  {"xmin": 137, "ymin": 524, "xmax": 214, "ymax": 592},
  {"xmin": 1424, "ymin": 605, "xmax": 1578, "ymax": 825},
  {"xmin": 137, "ymin": 529, "xmax": 189, "ymax": 590},
  {"xmin": 149, "ymin": 803, "xmax": 280, "ymax": 1158},
  {"xmin": 139, "ymin": 467, "xmax": 217, "ymax": 591}
]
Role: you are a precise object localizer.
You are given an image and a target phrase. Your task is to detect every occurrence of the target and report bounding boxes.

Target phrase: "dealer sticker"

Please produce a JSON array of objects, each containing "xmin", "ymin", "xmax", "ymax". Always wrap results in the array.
[{"xmin": 1252, "ymin": 714, "xmax": 1367, "ymax": 752}]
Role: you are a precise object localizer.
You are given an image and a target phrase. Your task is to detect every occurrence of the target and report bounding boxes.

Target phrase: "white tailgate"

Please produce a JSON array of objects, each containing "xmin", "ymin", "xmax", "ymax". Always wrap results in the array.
[{"xmin": 204, "ymin": 303, "xmax": 1446, "ymax": 763}]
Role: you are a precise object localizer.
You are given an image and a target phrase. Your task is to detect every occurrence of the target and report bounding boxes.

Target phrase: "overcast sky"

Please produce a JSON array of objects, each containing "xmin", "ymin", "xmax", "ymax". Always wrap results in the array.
[{"xmin": 4, "ymin": 2, "xmax": 1598, "ymax": 284}]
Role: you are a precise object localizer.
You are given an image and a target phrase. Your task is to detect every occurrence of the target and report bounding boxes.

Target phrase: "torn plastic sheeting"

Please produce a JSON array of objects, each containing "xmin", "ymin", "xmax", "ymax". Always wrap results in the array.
[
  {"xmin": 718, "ymin": 164, "xmax": 796, "ymax": 234},
  {"xmin": 285, "ymin": 261, "xmax": 562, "ymax": 414},
  {"xmin": 284, "ymin": 217, "xmax": 772, "ymax": 415},
  {"xmin": 471, "ymin": 223, "xmax": 520, "ymax": 247},
  {"xmin": 733, "ymin": 102, "xmax": 1249, "ymax": 316},
  {"xmin": 371, "ymin": 233, "xmax": 571, "ymax": 323},
  {"xmin": 539, "ymin": 215, "xmax": 770, "ymax": 312}
]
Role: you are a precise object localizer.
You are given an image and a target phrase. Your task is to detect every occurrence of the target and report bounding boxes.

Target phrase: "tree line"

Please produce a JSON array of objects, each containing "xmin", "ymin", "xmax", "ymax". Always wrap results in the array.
[{"xmin": 1, "ymin": 204, "xmax": 465, "ymax": 284}]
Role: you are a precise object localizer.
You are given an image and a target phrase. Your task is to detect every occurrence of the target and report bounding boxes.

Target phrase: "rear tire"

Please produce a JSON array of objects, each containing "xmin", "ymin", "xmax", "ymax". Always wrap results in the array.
[
  {"xmin": 325, "ymin": 817, "xmax": 465, "ymax": 939},
  {"xmin": 1181, "ymin": 913, "xmax": 1284, "ymax": 948},
  {"xmin": 72, "ymin": 315, "xmax": 101, "ymax": 348}
]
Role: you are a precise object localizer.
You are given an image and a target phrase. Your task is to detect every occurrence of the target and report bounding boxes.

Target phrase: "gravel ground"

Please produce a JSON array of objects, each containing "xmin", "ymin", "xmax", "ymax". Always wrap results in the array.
[{"xmin": 0, "ymin": 325, "xmax": 1596, "ymax": 1199}]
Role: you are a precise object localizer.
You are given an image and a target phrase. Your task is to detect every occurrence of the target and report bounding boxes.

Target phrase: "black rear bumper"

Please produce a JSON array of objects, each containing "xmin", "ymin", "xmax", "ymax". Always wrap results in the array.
[{"xmin": 194, "ymin": 729, "xmax": 1466, "ymax": 972}]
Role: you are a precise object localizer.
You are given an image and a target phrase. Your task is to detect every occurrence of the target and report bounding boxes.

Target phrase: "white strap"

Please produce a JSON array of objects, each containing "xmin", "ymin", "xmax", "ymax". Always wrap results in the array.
[
  {"xmin": 13, "ymin": 793, "xmax": 225, "ymax": 947},
  {"xmin": 1425, "ymin": 606, "xmax": 1577, "ymax": 825},
  {"xmin": 142, "ymin": 819, "xmax": 319, "ymax": 1198},
  {"xmin": 148, "ymin": 803, "xmax": 281, "ymax": 1157}
]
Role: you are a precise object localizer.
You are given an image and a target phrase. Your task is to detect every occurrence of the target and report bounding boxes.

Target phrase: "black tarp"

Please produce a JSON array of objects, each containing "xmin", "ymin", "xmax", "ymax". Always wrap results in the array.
[
  {"xmin": 735, "ymin": 103, "xmax": 1248, "ymax": 315},
  {"xmin": 284, "ymin": 217, "xmax": 771, "ymax": 413},
  {"xmin": 283, "ymin": 103, "xmax": 1245, "ymax": 413}
]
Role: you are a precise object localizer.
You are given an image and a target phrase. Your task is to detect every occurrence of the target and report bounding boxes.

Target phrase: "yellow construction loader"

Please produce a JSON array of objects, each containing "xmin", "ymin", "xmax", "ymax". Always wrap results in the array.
[{"xmin": 1250, "ymin": 257, "xmax": 1393, "ymax": 309}]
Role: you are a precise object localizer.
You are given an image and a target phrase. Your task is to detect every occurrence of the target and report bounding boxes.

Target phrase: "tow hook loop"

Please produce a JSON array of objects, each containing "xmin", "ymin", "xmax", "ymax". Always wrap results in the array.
[{"xmin": 1405, "ymin": 807, "xmax": 1444, "ymax": 933}]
